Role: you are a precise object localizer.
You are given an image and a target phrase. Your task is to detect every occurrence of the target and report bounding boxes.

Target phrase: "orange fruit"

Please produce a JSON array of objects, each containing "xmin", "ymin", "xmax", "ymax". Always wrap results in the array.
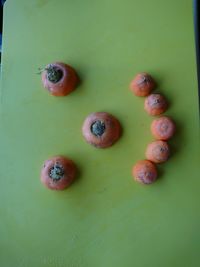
[
  {"xmin": 41, "ymin": 156, "xmax": 76, "ymax": 190},
  {"xmin": 82, "ymin": 112, "xmax": 121, "ymax": 148},
  {"xmin": 144, "ymin": 93, "xmax": 168, "ymax": 115},
  {"xmin": 41, "ymin": 62, "xmax": 79, "ymax": 96},
  {"xmin": 151, "ymin": 116, "xmax": 175, "ymax": 140},
  {"xmin": 130, "ymin": 72, "xmax": 155, "ymax": 96},
  {"xmin": 145, "ymin": 141, "xmax": 170, "ymax": 163},
  {"xmin": 132, "ymin": 160, "xmax": 157, "ymax": 184}
]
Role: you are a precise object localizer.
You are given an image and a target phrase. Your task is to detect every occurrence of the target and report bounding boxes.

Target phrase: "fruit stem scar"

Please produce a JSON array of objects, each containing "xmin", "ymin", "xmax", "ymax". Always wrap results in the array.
[
  {"xmin": 137, "ymin": 76, "xmax": 149, "ymax": 85},
  {"xmin": 46, "ymin": 65, "xmax": 63, "ymax": 83},
  {"xmin": 49, "ymin": 164, "xmax": 64, "ymax": 180},
  {"xmin": 91, "ymin": 120, "xmax": 106, "ymax": 137}
]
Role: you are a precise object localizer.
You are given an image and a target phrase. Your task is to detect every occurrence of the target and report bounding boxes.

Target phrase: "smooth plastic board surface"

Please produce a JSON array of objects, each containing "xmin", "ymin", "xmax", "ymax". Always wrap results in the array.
[{"xmin": 0, "ymin": 1, "xmax": 199, "ymax": 267}]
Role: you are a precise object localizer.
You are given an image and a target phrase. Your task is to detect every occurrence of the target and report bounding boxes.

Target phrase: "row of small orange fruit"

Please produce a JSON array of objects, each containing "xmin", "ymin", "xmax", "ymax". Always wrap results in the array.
[{"xmin": 130, "ymin": 72, "xmax": 176, "ymax": 184}]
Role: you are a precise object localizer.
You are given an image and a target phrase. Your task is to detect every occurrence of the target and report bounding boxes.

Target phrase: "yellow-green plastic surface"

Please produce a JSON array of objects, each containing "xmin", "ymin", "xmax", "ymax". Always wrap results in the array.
[{"xmin": 0, "ymin": 0, "xmax": 200, "ymax": 266}]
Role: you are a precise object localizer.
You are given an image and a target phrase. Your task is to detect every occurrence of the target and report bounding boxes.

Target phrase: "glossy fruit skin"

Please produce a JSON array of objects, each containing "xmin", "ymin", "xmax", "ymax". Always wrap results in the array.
[
  {"xmin": 151, "ymin": 116, "xmax": 176, "ymax": 140},
  {"xmin": 145, "ymin": 141, "xmax": 170, "ymax": 163},
  {"xmin": 42, "ymin": 62, "xmax": 79, "ymax": 96},
  {"xmin": 144, "ymin": 93, "xmax": 168, "ymax": 116},
  {"xmin": 41, "ymin": 156, "xmax": 76, "ymax": 190},
  {"xmin": 82, "ymin": 112, "xmax": 121, "ymax": 148},
  {"xmin": 130, "ymin": 72, "xmax": 155, "ymax": 96},
  {"xmin": 132, "ymin": 160, "xmax": 157, "ymax": 184}
]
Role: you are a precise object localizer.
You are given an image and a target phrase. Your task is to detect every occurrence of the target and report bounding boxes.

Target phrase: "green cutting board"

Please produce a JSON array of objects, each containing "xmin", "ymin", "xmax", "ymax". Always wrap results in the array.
[{"xmin": 0, "ymin": 0, "xmax": 199, "ymax": 266}]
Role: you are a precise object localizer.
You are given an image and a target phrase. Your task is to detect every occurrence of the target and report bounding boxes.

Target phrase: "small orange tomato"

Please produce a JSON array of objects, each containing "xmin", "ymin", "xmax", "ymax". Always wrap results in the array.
[
  {"xmin": 130, "ymin": 72, "xmax": 155, "ymax": 96},
  {"xmin": 82, "ymin": 112, "xmax": 121, "ymax": 148},
  {"xmin": 145, "ymin": 141, "xmax": 170, "ymax": 163},
  {"xmin": 41, "ymin": 156, "xmax": 76, "ymax": 190},
  {"xmin": 41, "ymin": 62, "xmax": 79, "ymax": 96},
  {"xmin": 151, "ymin": 116, "xmax": 176, "ymax": 140},
  {"xmin": 132, "ymin": 160, "xmax": 157, "ymax": 184},
  {"xmin": 144, "ymin": 94, "xmax": 168, "ymax": 116}
]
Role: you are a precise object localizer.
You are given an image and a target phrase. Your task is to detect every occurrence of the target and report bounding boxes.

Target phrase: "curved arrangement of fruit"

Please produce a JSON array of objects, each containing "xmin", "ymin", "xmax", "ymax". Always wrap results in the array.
[{"xmin": 131, "ymin": 72, "xmax": 176, "ymax": 185}]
